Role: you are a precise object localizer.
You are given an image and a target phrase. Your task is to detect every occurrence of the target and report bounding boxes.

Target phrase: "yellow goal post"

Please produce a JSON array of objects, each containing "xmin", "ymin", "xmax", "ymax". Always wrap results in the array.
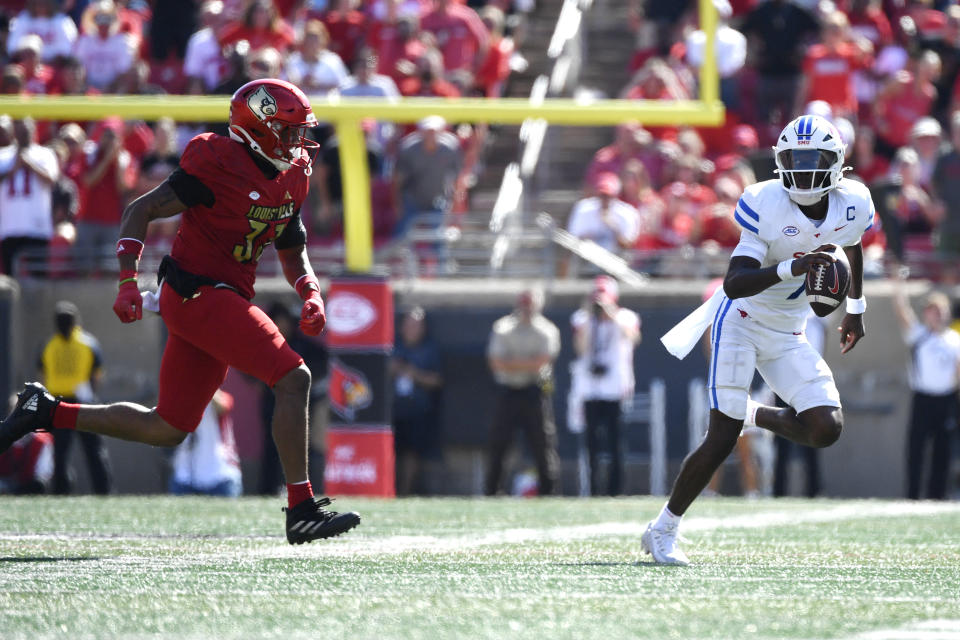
[{"xmin": 0, "ymin": 0, "xmax": 722, "ymax": 273}]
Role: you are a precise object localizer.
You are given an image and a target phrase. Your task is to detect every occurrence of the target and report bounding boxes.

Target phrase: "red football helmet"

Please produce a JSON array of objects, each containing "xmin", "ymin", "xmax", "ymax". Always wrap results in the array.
[{"xmin": 228, "ymin": 79, "xmax": 320, "ymax": 174}]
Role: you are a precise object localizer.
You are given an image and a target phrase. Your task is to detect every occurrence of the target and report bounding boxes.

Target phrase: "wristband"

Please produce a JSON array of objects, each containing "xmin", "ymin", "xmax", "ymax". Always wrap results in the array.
[
  {"xmin": 846, "ymin": 297, "xmax": 866, "ymax": 314},
  {"xmin": 295, "ymin": 274, "xmax": 320, "ymax": 300},
  {"xmin": 118, "ymin": 268, "xmax": 137, "ymax": 287},
  {"xmin": 116, "ymin": 238, "xmax": 144, "ymax": 259},
  {"xmin": 776, "ymin": 259, "xmax": 795, "ymax": 281}
]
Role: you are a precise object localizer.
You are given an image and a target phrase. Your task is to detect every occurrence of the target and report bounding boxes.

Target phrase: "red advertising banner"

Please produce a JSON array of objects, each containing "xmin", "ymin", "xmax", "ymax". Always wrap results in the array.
[
  {"xmin": 325, "ymin": 278, "xmax": 394, "ymax": 350},
  {"xmin": 324, "ymin": 428, "xmax": 395, "ymax": 497},
  {"xmin": 324, "ymin": 276, "xmax": 395, "ymax": 497}
]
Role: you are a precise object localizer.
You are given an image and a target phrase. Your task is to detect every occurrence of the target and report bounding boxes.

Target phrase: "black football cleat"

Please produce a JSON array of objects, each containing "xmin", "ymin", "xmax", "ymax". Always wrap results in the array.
[
  {"xmin": 0, "ymin": 382, "xmax": 59, "ymax": 455},
  {"xmin": 284, "ymin": 496, "xmax": 360, "ymax": 544}
]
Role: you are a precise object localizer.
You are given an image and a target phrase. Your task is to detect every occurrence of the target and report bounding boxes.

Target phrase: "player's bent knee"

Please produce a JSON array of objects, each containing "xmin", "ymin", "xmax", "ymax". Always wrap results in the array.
[
  {"xmin": 274, "ymin": 363, "xmax": 311, "ymax": 398},
  {"xmin": 800, "ymin": 407, "xmax": 843, "ymax": 448}
]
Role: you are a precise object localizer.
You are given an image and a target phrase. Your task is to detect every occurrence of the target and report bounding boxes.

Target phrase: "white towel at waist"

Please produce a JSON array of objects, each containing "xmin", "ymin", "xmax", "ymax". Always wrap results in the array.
[{"xmin": 660, "ymin": 288, "xmax": 725, "ymax": 360}]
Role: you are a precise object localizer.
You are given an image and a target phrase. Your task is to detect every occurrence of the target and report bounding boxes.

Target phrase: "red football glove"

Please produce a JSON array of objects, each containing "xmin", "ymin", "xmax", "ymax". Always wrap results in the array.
[
  {"xmin": 113, "ymin": 279, "xmax": 143, "ymax": 323},
  {"xmin": 300, "ymin": 291, "xmax": 326, "ymax": 336}
]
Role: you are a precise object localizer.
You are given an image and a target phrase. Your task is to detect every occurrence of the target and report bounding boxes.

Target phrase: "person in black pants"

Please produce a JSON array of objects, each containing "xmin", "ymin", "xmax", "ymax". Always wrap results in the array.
[
  {"xmin": 485, "ymin": 289, "xmax": 560, "ymax": 496},
  {"xmin": 570, "ymin": 277, "xmax": 641, "ymax": 496},
  {"xmin": 892, "ymin": 273, "xmax": 960, "ymax": 500},
  {"xmin": 38, "ymin": 302, "xmax": 111, "ymax": 494}
]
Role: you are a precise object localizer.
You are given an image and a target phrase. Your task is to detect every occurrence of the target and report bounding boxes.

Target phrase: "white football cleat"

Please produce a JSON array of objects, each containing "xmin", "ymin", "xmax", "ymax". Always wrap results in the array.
[{"xmin": 641, "ymin": 522, "xmax": 689, "ymax": 566}]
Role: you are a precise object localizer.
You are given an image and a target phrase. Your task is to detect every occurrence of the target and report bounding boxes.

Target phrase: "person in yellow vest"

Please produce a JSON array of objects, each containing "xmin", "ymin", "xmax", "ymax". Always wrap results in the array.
[{"xmin": 38, "ymin": 301, "xmax": 111, "ymax": 494}]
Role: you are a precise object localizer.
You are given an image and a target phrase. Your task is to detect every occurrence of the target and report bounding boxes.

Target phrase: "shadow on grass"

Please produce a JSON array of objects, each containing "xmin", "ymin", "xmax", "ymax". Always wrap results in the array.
[{"xmin": 0, "ymin": 556, "xmax": 101, "ymax": 563}]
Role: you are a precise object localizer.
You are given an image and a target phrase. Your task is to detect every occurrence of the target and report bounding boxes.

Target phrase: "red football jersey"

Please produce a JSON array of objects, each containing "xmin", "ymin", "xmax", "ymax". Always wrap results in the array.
[{"xmin": 170, "ymin": 133, "xmax": 309, "ymax": 300}]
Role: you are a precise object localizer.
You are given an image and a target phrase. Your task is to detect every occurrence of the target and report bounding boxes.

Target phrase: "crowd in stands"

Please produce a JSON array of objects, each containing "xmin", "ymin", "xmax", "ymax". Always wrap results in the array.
[
  {"xmin": 570, "ymin": 0, "xmax": 960, "ymax": 282},
  {"xmin": 0, "ymin": 0, "xmax": 529, "ymax": 275}
]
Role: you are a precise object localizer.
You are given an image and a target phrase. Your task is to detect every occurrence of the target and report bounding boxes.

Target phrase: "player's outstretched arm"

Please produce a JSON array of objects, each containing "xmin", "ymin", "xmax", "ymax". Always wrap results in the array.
[
  {"xmin": 277, "ymin": 245, "xmax": 326, "ymax": 336},
  {"xmin": 838, "ymin": 242, "xmax": 866, "ymax": 354},
  {"xmin": 723, "ymin": 251, "xmax": 837, "ymax": 300},
  {"xmin": 113, "ymin": 181, "xmax": 188, "ymax": 323}
]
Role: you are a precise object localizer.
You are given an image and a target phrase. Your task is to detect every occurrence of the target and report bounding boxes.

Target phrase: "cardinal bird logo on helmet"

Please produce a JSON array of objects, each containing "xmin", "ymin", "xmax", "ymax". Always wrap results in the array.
[{"xmin": 247, "ymin": 86, "xmax": 278, "ymax": 119}]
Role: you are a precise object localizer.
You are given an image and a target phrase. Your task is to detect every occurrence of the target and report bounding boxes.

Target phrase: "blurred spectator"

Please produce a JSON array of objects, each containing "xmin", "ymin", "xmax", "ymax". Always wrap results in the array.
[
  {"xmin": 874, "ymin": 51, "xmax": 940, "ymax": 158},
  {"xmin": 393, "ymin": 115, "xmax": 462, "ymax": 238},
  {"xmin": 149, "ymin": 0, "xmax": 197, "ymax": 60},
  {"xmin": 932, "ymin": 5, "xmax": 960, "ymax": 120},
  {"xmin": 877, "ymin": 147, "xmax": 941, "ymax": 259},
  {"xmin": 684, "ymin": 0, "xmax": 745, "ymax": 110},
  {"xmin": 892, "ymin": 278, "xmax": 960, "ymax": 501},
  {"xmin": 474, "ymin": 5, "xmax": 512, "ymax": 98},
  {"xmin": 137, "ymin": 117, "xmax": 180, "ymax": 242},
  {"xmin": 313, "ymin": 121, "xmax": 386, "ymax": 235},
  {"xmin": 74, "ymin": 0, "xmax": 136, "ymax": 91},
  {"xmin": 284, "ymin": 20, "xmax": 348, "ymax": 95},
  {"xmin": 74, "ymin": 118, "xmax": 133, "ymax": 271},
  {"xmin": 370, "ymin": 11, "xmax": 427, "ymax": 85},
  {"xmin": 316, "ymin": 0, "xmax": 367, "ymax": 69},
  {"xmin": 420, "ymin": 0, "xmax": 489, "ymax": 87},
  {"xmin": 740, "ymin": 0, "xmax": 819, "ymax": 131},
  {"xmin": 566, "ymin": 172, "xmax": 640, "ymax": 254},
  {"xmin": 6, "ymin": 0, "xmax": 78, "ymax": 62},
  {"xmin": 114, "ymin": 58, "xmax": 165, "ymax": 95},
  {"xmin": 398, "ymin": 46, "xmax": 461, "ymax": 97},
  {"xmin": 0, "ymin": 117, "xmax": 57, "ymax": 275},
  {"xmin": 220, "ymin": 0, "xmax": 294, "ymax": 54},
  {"xmin": 796, "ymin": 11, "xmax": 873, "ymax": 120},
  {"xmin": 213, "ymin": 39, "xmax": 253, "ymax": 95},
  {"xmin": 39, "ymin": 300, "xmax": 111, "ymax": 495},
  {"xmin": 169, "ymin": 390, "xmax": 242, "ymax": 497},
  {"xmin": 932, "ymin": 111, "xmax": 960, "ymax": 275},
  {"xmin": 1, "ymin": 62, "xmax": 25, "ymax": 93},
  {"xmin": 0, "ymin": 431, "xmax": 53, "ymax": 494},
  {"xmin": 52, "ymin": 55, "xmax": 93, "ymax": 96},
  {"xmin": 698, "ymin": 177, "xmax": 741, "ymax": 249},
  {"xmin": 391, "ymin": 305, "xmax": 443, "ymax": 495},
  {"xmin": 619, "ymin": 159, "xmax": 665, "ymax": 250},
  {"xmin": 621, "ymin": 58, "xmax": 688, "ymax": 141},
  {"xmin": 11, "ymin": 33, "xmax": 53, "ymax": 93},
  {"xmin": 585, "ymin": 123, "xmax": 666, "ymax": 191},
  {"xmin": 340, "ymin": 47, "xmax": 400, "ymax": 99},
  {"xmin": 485, "ymin": 288, "xmax": 560, "ymax": 496},
  {"xmin": 849, "ymin": 126, "xmax": 889, "ymax": 186},
  {"xmin": 570, "ymin": 276, "xmax": 640, "ymax": 496},
  {"xmin": 909, "ymin": 116, "xmax": 943, "ymax": 189},
  {"xmin": 184, "ymin": 0, "xmax": 228, "ymax": 94}
]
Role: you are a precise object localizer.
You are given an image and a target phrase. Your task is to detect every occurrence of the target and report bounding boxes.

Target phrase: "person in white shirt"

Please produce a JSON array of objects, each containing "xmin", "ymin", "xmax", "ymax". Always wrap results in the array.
[
  {"xmin": 284, "ymin": 20, "xmax": 348, "ymax": 95},
  {"xmin": 567, "ymin": 172, "xmax": 640, "ymax": 254},
  {"xmin": 570, "ymin": 276, "xmax": 641, "ymax": 496},
  {"xmin": 0, "ymin": 117, "xmax": 59, "ymax": 276},
  {"xmin": 73, "ymin": 1, "xmax": 136, "ymax": 91},
  {"xmin": 684, "ymin": 0, "xmax": 746, "ymax": 109},
  {"xmin": 169, "ymin": 390, "xmax": 242, "ymax": 497},
  {"xmin": 649, "ymin": 114, "xmax": 872, "ymax": 565},
  {"xmin": 184, "ymin": 0, "xmax": 228, "ymax": 94},
  {"xmin": 892, "ymin": 273, "xmax": 960, "ymax": 500},
  {"xmin": 6, "ymin": 0, "xmax": 78, "ymax": 62}
]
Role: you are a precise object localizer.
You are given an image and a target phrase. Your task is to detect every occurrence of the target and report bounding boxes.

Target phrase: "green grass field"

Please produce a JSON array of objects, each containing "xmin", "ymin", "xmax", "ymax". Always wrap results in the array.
[{"xmin": 1, "ymin": 496, "xmax": 958, "ymax": 640}]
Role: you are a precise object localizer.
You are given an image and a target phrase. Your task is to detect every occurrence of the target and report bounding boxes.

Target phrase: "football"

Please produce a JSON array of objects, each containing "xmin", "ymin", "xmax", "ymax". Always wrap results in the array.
[{"xmin": 805, "ymin": 247, "xmax": 851, "ymax": 317}]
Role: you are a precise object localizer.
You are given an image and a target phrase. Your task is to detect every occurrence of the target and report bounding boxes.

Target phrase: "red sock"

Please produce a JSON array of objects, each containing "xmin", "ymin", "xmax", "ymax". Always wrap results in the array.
[
  {"xmin": 287, "ymin": 481, "xmax": 314, "ymax": 508},
  {"xmin": 52, "ymin": 402, "xmax": 80, "ymax": 430}
]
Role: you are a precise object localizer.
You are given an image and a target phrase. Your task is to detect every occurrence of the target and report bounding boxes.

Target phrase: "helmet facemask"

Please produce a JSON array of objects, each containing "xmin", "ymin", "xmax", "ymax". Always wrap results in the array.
[{"xmin": 775, "ymin": 148, "xmax": 840, "ymax": 206}]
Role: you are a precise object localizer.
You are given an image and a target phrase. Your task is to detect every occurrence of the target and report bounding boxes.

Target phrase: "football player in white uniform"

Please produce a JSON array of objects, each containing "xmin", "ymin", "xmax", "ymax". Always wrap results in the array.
[{"xmin": 644, "ymin": 114, "xmax": 874, "ymax": 565}]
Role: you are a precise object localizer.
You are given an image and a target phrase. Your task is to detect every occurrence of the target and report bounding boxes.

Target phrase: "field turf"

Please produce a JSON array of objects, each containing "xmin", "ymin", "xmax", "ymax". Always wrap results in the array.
[{"xmin": 1, "ymin": 496, "xmax": 958, "ymax": 640}]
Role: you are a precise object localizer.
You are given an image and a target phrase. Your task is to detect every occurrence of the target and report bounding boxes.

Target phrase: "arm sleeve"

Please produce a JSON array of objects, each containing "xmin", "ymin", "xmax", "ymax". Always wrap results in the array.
[
  {"xmin": 274, "ymin": 210, "xmax": 308, "ymax": 250},
  {"xmin": 167, "ymin": 167, "xmax": 215, "ymax": 208}
]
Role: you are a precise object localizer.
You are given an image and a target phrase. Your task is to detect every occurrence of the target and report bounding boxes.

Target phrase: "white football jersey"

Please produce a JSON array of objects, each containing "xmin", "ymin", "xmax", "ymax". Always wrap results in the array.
[{"xmin": 730, "ymin": 178, "xmax": 875, "ymax": 333}]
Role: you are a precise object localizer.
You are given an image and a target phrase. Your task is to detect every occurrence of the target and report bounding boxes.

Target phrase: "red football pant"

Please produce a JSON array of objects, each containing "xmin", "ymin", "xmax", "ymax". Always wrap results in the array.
[{"xmin": 156, "ymin": 283, "xmax": 303, "ymax": 432}]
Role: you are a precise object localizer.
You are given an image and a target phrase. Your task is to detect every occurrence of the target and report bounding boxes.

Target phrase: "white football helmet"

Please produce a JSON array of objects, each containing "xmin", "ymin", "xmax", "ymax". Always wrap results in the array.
[{"xmin": 774, "ymin": 114, "xmax": 846, "ymax": 206}]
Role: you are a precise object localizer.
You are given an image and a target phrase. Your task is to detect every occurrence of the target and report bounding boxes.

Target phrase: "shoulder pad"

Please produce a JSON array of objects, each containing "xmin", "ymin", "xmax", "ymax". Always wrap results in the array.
[{"xmin": 734, "ymin": 180, "xmax": 778, "ymax": 235}]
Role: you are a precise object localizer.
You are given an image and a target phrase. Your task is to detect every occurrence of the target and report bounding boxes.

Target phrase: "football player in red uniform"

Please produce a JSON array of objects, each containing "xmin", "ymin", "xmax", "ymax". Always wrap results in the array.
[{"xmin": 0, "ymin": 79, "xmax": 360, "ymax": 544}]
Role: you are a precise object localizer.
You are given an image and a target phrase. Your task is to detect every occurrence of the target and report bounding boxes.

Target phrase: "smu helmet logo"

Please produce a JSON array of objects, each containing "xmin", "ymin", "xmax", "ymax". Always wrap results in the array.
[
  {"xmin": 329, "ymin": 359, "xmax": 372, "ymax": 421},
  {"xmin": 795, "ymin": 115, "xmax": 816, "ymax": 141},
  {"xmin": 247, "ymin": 86, "xmax": 278, "ymax": 120}
]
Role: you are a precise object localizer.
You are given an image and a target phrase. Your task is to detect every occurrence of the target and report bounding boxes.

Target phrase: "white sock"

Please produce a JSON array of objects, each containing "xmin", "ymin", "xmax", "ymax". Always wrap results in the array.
[
  {"xmin": 653, "ymin": 503, "xmax": 682, "ymax": 530},
  {"xmin": 744, "ymin": 398, "xmax": 761, "ymax": 428}
]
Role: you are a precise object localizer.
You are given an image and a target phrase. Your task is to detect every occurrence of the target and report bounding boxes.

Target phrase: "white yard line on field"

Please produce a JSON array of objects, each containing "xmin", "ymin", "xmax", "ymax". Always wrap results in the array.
[
  {"xmin": 2, "ymin": 501, "xmax": 958, "ymax": 558},
  {"xmin": 844, "ymin": 619, "xmax": 960, "ymax": 640}
]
